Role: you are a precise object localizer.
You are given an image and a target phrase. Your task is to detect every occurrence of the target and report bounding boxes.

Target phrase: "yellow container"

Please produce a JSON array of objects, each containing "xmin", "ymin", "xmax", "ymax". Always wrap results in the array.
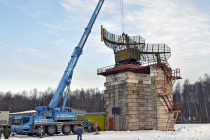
[{"xmin": 77, "ymin": 113, "xmax": 105, "ymax": 131}]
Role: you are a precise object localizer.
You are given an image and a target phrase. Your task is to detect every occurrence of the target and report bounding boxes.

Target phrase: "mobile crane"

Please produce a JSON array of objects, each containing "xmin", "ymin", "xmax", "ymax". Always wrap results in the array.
[{"xmin": 10, "ymin": 0, "xmax": 104, "ymax": 137}]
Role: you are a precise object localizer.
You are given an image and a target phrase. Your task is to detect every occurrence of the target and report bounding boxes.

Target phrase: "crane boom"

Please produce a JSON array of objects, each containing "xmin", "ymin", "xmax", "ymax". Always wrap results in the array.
[
  {"xmin": 48, "ymin": 0, "xmax": 104, "ymax": 108},
  {"xmin": 11, "ymin": 1, "xmax": 104, "ymax": 136}
]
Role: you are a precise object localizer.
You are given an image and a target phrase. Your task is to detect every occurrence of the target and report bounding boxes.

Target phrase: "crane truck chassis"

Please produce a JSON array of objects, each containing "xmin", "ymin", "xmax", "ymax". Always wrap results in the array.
[
  {"xmin": 12, "ymin": 115, "xmax": 91, "ymax": 136},
  {"xmin": 10, "ymin": 0, "xmax": 104, "ymax": 137}
]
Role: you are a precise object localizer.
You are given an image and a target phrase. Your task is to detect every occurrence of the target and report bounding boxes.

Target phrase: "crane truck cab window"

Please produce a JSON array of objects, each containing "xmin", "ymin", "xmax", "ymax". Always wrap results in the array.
[
  {"xmin": 65, "ymin": 108, "xmax": 72, "ymax": 112},
  {"xmin": 23, "ymin": 117, "xmax": 30, "ymax": 124},
  {"xmin": 12, "ymin": 118, "xmax": 22, "ymax": 125}
]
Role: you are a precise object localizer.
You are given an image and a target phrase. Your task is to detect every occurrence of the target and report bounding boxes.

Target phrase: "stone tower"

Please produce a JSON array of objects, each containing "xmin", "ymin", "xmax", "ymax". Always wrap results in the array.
[{"xmin": 98, "ymin": 26, "xmax": 182, "ymax": 131}]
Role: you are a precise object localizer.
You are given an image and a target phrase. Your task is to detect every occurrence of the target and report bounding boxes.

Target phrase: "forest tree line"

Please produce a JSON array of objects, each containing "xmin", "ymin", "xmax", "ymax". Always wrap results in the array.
[
  {"xmin": 174, "ymin": 74, "xmax": 210, "ymax": 123},
  {"xmin": 0, "ymin": 88, "xmax": 105, "ymax": 113},
  {"xmin": 0, "ymin": 74, "xmax": 210, "ymax": 123}
]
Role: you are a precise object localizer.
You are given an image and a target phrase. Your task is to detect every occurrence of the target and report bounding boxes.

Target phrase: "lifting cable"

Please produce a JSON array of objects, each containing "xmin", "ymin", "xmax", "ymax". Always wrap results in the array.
[{"xmin": 120, "ymin": 0, "xmax": 125, "ymax": 33}]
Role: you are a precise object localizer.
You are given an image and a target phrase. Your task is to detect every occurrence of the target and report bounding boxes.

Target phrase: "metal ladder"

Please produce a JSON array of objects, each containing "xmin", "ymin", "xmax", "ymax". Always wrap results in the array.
[
  {"xmin": 57, "ymin": 123, "xmax": 62, "ymax": 133},
  {"xmin": 167, "ymin": 111, "xmax": 180, "ymax": 131}
]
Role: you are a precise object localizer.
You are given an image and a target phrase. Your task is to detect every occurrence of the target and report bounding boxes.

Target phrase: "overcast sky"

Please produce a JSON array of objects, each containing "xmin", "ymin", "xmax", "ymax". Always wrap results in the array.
[{"xmin": 0, "ymin": 0, "xmax": 210, "ymax": 93}]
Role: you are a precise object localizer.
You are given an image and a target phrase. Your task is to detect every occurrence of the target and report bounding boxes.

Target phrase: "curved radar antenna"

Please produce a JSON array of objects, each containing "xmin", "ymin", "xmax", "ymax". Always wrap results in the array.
[{"xmin": 101, "ymin": 26, "xmax": 171, "ymax": 64}]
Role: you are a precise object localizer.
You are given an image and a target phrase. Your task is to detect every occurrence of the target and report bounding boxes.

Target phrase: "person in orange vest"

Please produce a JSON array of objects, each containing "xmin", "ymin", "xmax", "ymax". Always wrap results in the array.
[{"xmin": 77, "ymin": 125, "xmax": 83, "ymax": 140}]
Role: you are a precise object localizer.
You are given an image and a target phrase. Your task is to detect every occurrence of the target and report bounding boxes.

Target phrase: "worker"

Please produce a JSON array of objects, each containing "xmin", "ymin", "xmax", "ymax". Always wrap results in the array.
[
  {"xmin": 3, "ymin": 125, "xmax": 10, "ymax": 139},
  {"xmin": 0, "ymin": 126, "xmax": 3, "ymax": 139},
  {"xmin": 77, "ymin": 125, "xmax": 83, "ymax": 140}
]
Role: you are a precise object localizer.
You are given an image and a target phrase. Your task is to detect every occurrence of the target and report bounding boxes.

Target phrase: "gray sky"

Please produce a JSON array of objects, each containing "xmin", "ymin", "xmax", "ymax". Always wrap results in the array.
[{"xmin": 0, "ymin": 0, "xmax": 210, "ymax": 93}]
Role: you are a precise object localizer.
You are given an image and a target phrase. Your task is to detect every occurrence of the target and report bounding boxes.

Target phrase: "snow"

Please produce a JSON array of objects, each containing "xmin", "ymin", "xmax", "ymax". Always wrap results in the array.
[{"xmin": 5, "ymin": 124, "xmax": 210, "ymax": 140}]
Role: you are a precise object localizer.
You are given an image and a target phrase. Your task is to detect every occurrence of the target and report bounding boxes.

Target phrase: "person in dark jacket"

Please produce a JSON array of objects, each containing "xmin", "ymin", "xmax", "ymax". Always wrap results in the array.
[
  {"xmin": 3, "ymin": 125, "xmax": 10, "ymax": 139},
  {"xmin": 0, "ymin": 126, "xmax": 2, "ymax": 139},
  {"xmin": 77, "ymin": 125, "xmax": 83, "ymax": 140}
]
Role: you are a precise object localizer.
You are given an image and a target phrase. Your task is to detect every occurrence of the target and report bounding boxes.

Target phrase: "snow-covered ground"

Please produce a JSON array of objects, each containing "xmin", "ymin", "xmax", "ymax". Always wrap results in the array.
[{"xmin": 5, "ymin": 124, "xmax": 210, "ymax": 140}]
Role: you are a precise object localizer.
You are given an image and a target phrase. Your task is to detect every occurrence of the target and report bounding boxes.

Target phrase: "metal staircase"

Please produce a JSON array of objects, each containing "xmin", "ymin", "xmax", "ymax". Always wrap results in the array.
[{"xmin": 157, "ymin": 58, "xmax": 182, "ymax": 131}]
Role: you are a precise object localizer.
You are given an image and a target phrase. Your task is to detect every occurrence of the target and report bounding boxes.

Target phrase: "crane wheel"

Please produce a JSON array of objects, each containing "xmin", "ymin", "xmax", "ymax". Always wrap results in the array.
[
  {"xmin": 47, "ymin": 125, "xmax": 56, "ymax": 136},
  {"xmin": 62, "ymin": 125, "xmax": 71, "ymax": 135},
  {"xmin": 72, "ymin": 125, "xmax": 79, "ymax": 134},
  {"xmin": 35, "ymin": 126, "xmax": 46, "ymax": 137}
]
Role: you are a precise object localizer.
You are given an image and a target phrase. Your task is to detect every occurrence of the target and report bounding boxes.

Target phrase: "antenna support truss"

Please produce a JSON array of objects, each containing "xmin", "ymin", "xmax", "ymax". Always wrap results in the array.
[{"xmin": 101, "ymin": 25, "xmax": 171, "ymax": 64}]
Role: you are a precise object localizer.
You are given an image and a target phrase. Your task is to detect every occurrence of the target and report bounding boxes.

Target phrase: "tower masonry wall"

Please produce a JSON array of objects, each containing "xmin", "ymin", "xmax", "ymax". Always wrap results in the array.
[{"xmin": 104, "ymin": 65, "xmax": 171, "ymax": 131}]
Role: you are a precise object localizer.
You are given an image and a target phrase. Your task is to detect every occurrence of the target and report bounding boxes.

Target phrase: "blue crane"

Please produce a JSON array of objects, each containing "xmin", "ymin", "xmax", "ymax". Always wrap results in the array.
[
  {"xmin": 35, "ymin": 0, "xmax": 104, "ymax": 117},
  {"xmin": 11, "ymin": 0, "xmax": 104, "ymax": 137}
]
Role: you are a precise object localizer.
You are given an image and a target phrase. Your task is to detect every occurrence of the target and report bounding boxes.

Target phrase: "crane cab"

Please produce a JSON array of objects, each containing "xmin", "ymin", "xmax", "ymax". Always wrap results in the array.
[{"xmin": 11, "ymin": 116, "xmax": 34, "ymax": 134}]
